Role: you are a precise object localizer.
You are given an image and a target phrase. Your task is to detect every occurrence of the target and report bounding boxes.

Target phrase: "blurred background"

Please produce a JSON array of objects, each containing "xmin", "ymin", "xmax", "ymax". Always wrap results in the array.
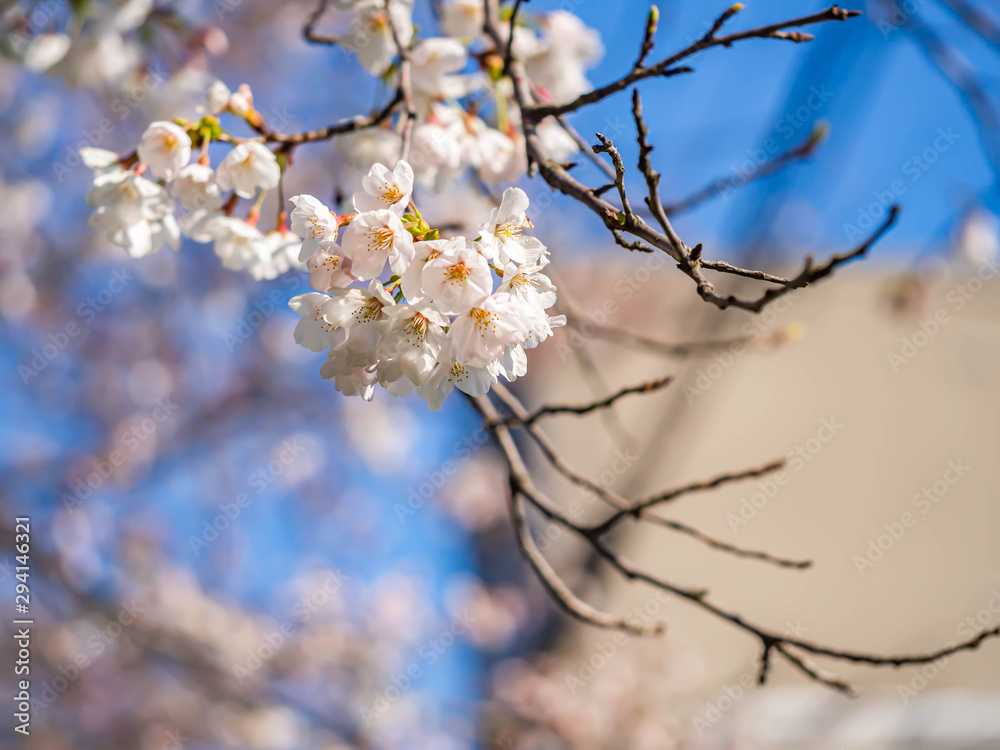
[{"xmin": 1, "ymin": 0, "xmax": 999, "ymax": 748}]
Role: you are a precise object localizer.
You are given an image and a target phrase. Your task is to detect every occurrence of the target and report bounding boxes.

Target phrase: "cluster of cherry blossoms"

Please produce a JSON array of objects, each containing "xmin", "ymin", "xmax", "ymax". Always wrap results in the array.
[
  {"xmin": 330, "ymin": 1, "xmax": 602, "ymax": 188},
  {"xmin": 288, "ymin": 159, "xmax": 564, "ymax": 409},
  {"xmin": 81, "ymin": 85, "xmax": 304, "ymax": 281}
]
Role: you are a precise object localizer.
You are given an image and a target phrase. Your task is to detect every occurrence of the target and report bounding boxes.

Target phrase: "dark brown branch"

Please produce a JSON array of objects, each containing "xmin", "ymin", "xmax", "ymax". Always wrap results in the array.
[
  {"xmin": 503, "ymin": 0, "xmax": 529, "ymax": 75},
  {"xmin": 698, "ymin": 259, "xmax": 794, "ymax": 285},
  {"xmin": 695, "ymin": 205, "xmax": 900, "ymax": 312},
  {"xmin": 556, "ymin": 115, "xmax": 616, "ymax": 180},
  {"xmin": 776, "ymin": 644, "xmax": 856, "ymax": 695},
  {"xmin": 524, "ymin": 5, "xmax": 859, "ymax": 120},
  {"xmin": 589, "ymin": 459, "xmax": 787, "ymax": 536},
  {"xmin": 500, "ymin": 374, "xmax": 673, "ymax": 427},
  {"xmin": 631, "ymin": 88, "xmax": 671, "ymax": 235},
  {"xmin": 235, "ymin": 90, "xmax": 404, "ymax": 145},
  {"xmin": 469, "ymin": 393, "xmax": 664, "ymax": 635},
  {"xmin": 303, "ymin": 0, "xmax": 338, "ymax": 45},
  {"xmin": 472, "ymin": 383, "xmax": 1000, "ymax": 693},
  {"xmin": 491, "ymin": 383, "xmax": 632, "ymax": 511},
  {"xmin": 634, "ymin": 4, "xmax": 660, "ymax": 69},
  {"xmin": 638, "ymin": 515, "xmax": 813, "ymax": 569},
  {"xmin": 592, "ymin": 133, "xmax": 637, "ymax": 225}
]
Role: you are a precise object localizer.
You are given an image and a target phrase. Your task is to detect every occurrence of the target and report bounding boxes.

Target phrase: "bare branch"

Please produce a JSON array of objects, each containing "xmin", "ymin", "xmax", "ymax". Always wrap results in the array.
[
  {"xmin": 500, "ymin": 374, "xmax": 674, "ymax": 427},
  {"xmin": 637, "ymin": 515, "xmax": 813, "ymax": 570},
  {"xmin": 634, "ymin": 5, "xmax": 660, "ymax": 69},
  {"xmin": 303, "ymin": 0, "xmax": 338, "ymax": 45},
  {"xmin": 234, "ymin": 90, "xmax": 404, "ymax": 145},
  {"xmin": 589, "ymin": 458, "xmax": 788, "ymax": 536},
  {"xmin": 469, "ymin": 393, "xmax": 664, "ymax": 635},
  {"xmin": 694, "ymin": 205, "xmax": 901, "ymax": 312},
  {"xmin": 523, "ymin": 5, "xmax": 859, "ymax": 121}
]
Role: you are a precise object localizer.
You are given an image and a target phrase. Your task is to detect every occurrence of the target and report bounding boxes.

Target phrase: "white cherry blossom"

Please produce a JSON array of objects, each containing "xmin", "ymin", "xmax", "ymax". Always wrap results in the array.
[
  {"xmin": 307, "ymin": 249, "xmax": 355, "ymax": 292},
  {"xmin": 216, "ymin": 142, "xmax": 280, "ymax": 198},
  {"xmin": 339, "ymin": 209, "xmax": 414, "ymax": 279},
  {"xmin": 378, "ymin": 302, "xmax": 449, "ymax": 388},
  {"xmin": 290, "ymin": 194, "xmax": 339, "ymax": 260},
  {"xmin": 420, "ymin": 239, "xmax": 493, "ymax": 315},
  {"xmin": 478, "ymin": 187, "xmax": 546, "ymax": 265},
  {"xmin": 449, "ymin": 292, "xmax": 532, "ymax": 367},
  {"xmin": 171, "ymin": 164, "xmax": 223, "ymax": 212},
  {"xmin": 321, "ymin": 280, "xmax": 396, "ymax": 331},
  {"xmin": 202, "ymin": 216, "xmax": 267, "ymax": 272},
  {"xmin": 419, "ymin": 353, "xmax": 495, "ymax": 411},
  {"xmin": 249, "ymin": 230, "xmax": 305, "ymax": 281},
  {"xmin": 289, "ymin": 292, "xmax": 348, "ymax": 352},
  {"xmin": 137, "ymin": 121, "xmax": 192, "ymax": 181},
  {"xmin": 409, "ymin": 122, "xmax": 463, "ymax": 191},
  {"xmin": 320, "ymin": 347, "xmax": 378, "ymax": 401},
  {"xmin": 353, "ymin": 162, "xmax": 414, "ymax": 215},
  {"xmin": 401, "ymin": 238, "xmax": 450, "ymax": 302},
  {"xmin": 536, "ymin": 117, "xmax": 580, "ymax": 163},
  {"xmin": 80, "ymin": 147, "xmax": 122, "ymax": 176},
  {"xmin": 201, "ymin": 80, "xmax": 232, "ymax": 115},
  {"xmin": 339, "ymin": 0, "xmax": 413, "ymax": 75},
  {"xmin": 22, "ymin": 33, "xmax": 71, "ymax": 71},
  {"xmin": 525, "ymin": 11, "xmax": 603, "ymax": 105},
  {"xmin": 496, "ymin": 343, "xmax": 527, "ymax": 382},
  {"xmin": 440, "ymin": 0, "xmax": 485, "ymax": 39},
  {"xmin": 87, "ymin": 170, "xmax": 180, "ymax": 258},
  {"xmin": 410, "ymin": 38, "xmax": 480, "ymax": 101},
  {"xmin": 499, "ymin": 261, "xmax": 557, "ymax": 311}
]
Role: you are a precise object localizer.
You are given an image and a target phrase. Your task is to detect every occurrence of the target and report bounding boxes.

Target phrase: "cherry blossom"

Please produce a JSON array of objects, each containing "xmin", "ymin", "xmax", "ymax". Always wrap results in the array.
[
  {"xmin": 410, "ymin": 38, "xmax": 480, "ymax": 101},
  {"xmin": 525, "ymin": 11, "xmax": 603, "ymax": 105},
  {"xmin": 419, "ymin": 353, "xmax": 496, "ymax": 411},
  {"xmin": 203, "ymin": 216, "xmax": 267, "ymax": 272},
  {"xmin": 201, "ymin": 80, "xmax": 233, "ymax": 115},
  {"xmin": 289, "ymin": 293, "xmax": 347, "ymax": 353},
  {"xmin": 339, "ymin": 0, "xmax": 414, "ymax": 75},
  {"xmin": 278, "ymin": 170, "xmax": 559, "ymax": 408},
  {"xmin": 249, "ymin": 230, "xmax": 305, "ymax": 281},
  {"xmin": 420, "ymin": 239, "xmax": 493, "ymax": 315},
  {"xmin": 87, "ymin": 170, "xmax": 180, "ymax": 258},
  {"xmin": 401, "ymin": 237, "xmax": 453, "ymax": 302},
  {"xmin": 320, "ymin": 348, "xmax": 378, "ymax": 401},
  {"xmin": 216, "ymin": 142, "xmax": 280, "ymax": 198},
  {"xmin": 353, "ymin": 162, "xmax": 414, "ymax": 215},
  {"xmin": 339, "ymin": 209, "xmax": 414, "ymax": 279},
  {"xmin": 378, "ymin": 302, "xmax": 450, "ymax": 388},
  {"xmin": 171, "ymin": 164, "xmax": 223, "ymax": 212},
  {"xmin": 290, "ymin": 194, "xmax": 340, "ymax": 260},
  {"xmin": 449, "ymin": 293, "xmax": 533, "ymax": 367},
  {"xmin": 137, "ymin": 121, "xmax": 192, "ymax": 181},
  {"xmin": 478, "ymin": 187, "xmax": 546, "ymax": 265},
  {"xmin": 307, "ymin": 250, "xmax": 355, "ymax": 292}
]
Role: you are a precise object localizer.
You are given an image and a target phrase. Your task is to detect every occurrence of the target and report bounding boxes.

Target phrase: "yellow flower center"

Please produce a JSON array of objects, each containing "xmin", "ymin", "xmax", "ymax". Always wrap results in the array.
[
  {"xmin": 445, "ymin": 261, "xmax": 471, "ymax": 285},
  {"xmin": 365, "ymin": 227, "xmax": 394, "ymax": 253}
]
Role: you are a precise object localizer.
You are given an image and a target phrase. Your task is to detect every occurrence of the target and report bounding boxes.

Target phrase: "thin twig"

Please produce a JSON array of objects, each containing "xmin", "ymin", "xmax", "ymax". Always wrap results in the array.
[{"xmin": 500, "ymin": 375, "xmax": 673, "ymax": 427}]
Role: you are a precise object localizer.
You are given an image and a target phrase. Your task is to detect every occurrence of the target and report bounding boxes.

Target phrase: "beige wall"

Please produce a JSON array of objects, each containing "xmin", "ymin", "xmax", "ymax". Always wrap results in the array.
[{"xmin": 525, "ymin": 263, "xmax": 1000, "ymax": 744}]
